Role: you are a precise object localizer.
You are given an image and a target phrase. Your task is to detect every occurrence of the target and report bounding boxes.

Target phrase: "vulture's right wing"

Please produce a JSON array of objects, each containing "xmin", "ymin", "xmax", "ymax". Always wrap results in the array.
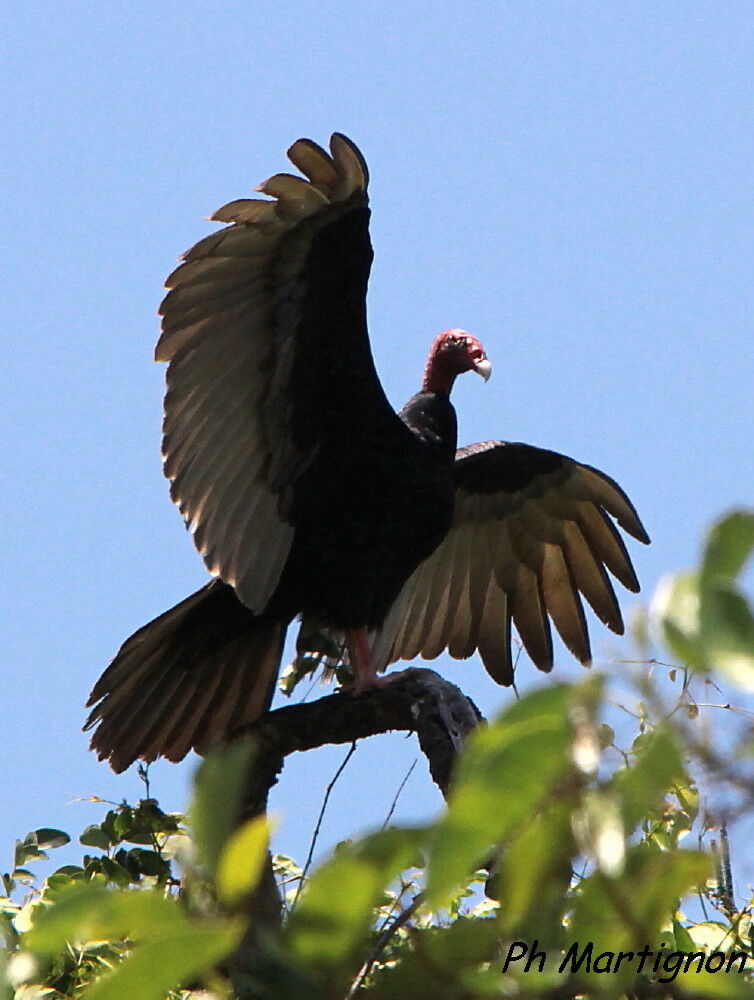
[
  {"xmin": 157, "ymin": 134, "xmax": 397, "ymax": 614},
  {"xmin": 371, "ymin": 441, "xmax": 649, "ymax": 684}
]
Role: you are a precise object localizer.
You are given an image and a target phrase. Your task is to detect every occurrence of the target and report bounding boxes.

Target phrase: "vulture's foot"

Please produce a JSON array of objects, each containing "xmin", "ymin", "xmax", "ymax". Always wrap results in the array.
[{"xmin": 343, "ymin": 626, "xmax": 387, "ymax": 695}]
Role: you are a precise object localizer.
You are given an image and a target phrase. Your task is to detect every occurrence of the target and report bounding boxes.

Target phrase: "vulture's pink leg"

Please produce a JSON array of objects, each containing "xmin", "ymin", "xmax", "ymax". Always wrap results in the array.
[{"xmin": 345, "ymin": 626, "xmax": 387, "ymax": 694}]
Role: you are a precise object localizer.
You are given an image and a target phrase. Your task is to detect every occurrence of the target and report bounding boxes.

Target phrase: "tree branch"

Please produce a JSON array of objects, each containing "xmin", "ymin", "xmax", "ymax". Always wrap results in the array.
[
  {"xmin": 239, "ymin": 667, "xmax": 484, "ymax": 818},
  {"xmin": 230, "ymin": 667, "xmax": 483, "ymax": 993}
]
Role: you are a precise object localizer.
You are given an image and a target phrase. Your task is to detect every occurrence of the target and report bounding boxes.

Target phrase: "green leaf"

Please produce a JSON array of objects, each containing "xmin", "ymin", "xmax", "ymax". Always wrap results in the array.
[
  {"xmin": 79, "ymin": 825, "xmax": 114, "ymax": 850},
  {"xmin": 125, "ymin": 848, "xmax": 171, "ymax": 881},
  {"xmin": 123, "ymin": 800, "xmax": 180, "ymax": 845},
  {"xmin": 420, "ymin": 915, "xmax": 503, "ymax": 968},
  {"xmin": 113, "ymin": 808, "xmax": 135, "ymax": 843},
  {"xmin": 99, "ymin": 856, "xmax": 133, "ymax": 888},
  {"xmin": 80, "ymin": 920, "xmax": 243, "ymax": 1000},
  {"xmin": 495, "ymin": 802, "xmax": 574, "ymax": 944},
  {"xmin": 701, "ymin": 511, "xmax": 754, "ymax": 587},
  {"xmin": 611, "ymin": 728, "xmax": 685, "ymax": 834},
  {"xmin": 652, "ymin": 572, "xmax": 705, "ymax": 670},
  {"xmin": 216, "ymin": 813, "xmax": 272, "ymax": 906},
  {"xmin": 568, "ymin": 845, "xmax": 710, "ymax": 990},
  {"xmin": 30, "ymin": 829, "xmax": 70, "ymax": 850},
  {"xmin": 426, "ymin": 683, "xmax": 575, "ymax": 906},
  {"xmin": 14, "ymin": 842, "xmax": 47, "ymax": 867},
  {"xmin": 44, "ymin": 868, "xmax": 85, "ymax": 894},
  {"xmin": 285, "ymin": 826, "xmax": 423, "ymax": 980},
  {"xmin": 100, "ymin": 810, "xmax": 121, "ymax": 845},
  {"xmin": 368, "ymin": 917, "xmax": 504, "ymax": 998},
  {"xmin": 189, "ymin": 739, "xmax": 255, "ymax": 877},
  {"xmin": 11, "ymin": 869, "xmax": 35, "ymax": 882},
  {"xmin": 672, "ymin": 918, "xmax": 696, "ymax": 953},
  {"xmin": 653, "ymin": 512, "xmax": 754, "ymax": 687},
  {"xmin": 571, "ymin": 790, "xmax": 626, "ymax": 877},
  {"xmin": 669, "ymin": 967, "xmax": 754, "ymax": 998},
  {"xmin": 700, "ymin": 584, "xmax": 754, "ymax": 689},
  {"xmin": 699, "ymin": 512, "xmax": 754, "ymax": 684},
  {"xmin": 23, "ymin": 884, "xmax": 185, "ymax": 953}
]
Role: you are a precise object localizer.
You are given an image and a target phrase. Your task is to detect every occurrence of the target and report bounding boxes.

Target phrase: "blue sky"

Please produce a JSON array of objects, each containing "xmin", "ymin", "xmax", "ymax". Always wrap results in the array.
[{"xmin": 2, "ymin": 2, "xmax": 753, "ymax": 886}]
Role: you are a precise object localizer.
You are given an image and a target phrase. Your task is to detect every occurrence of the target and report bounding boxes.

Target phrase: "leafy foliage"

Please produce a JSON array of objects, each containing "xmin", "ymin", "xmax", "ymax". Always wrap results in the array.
[{"xmin": 3, "ymin": 508, "xmax": 754, "ymax": 998}]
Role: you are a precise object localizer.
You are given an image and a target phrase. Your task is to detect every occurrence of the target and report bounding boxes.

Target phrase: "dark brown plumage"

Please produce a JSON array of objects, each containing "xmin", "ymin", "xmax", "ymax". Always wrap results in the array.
[{"xmin": 86, "ymin": 134, "xmax": 648, "ymax": 772}]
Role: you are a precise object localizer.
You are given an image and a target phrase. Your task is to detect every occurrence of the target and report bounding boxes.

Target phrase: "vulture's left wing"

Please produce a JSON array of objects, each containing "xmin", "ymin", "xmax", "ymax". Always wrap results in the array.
[
  {"xmin": 156, "ymin": 134, "xmax": 392, "ymax": 614},
  {"xmin": 371, "ymin": 441, "xmax": 649, "ymax": 684}
]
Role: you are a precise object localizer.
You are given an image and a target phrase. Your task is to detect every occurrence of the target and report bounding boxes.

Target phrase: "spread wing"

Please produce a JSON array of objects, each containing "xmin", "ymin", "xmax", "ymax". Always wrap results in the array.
[
  {"xmin": 157, "ymin": 134, "xmax": 394, "ymax": 612},
  {"xmin": 370, "ymin": 441, "xmax": 649, "ymax": 684}
]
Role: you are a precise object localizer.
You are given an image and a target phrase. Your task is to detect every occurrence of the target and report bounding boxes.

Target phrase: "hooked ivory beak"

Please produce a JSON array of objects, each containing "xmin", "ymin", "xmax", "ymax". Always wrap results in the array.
[{"xmin": 473, "ymin": 358, "xmax": 492, "ymax": 382}]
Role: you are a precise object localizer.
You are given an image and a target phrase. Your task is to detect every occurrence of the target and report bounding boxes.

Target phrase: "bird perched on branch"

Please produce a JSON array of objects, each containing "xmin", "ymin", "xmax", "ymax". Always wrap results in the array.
[{"xmin": 86, "ymin": 133, "xmax": 648, "ymax": 772}]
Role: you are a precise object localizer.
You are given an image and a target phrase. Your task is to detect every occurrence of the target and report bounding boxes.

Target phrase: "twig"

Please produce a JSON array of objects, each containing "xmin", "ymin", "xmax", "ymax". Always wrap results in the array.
[
  {"xmin": 345, "ymin": 892, "xmax": 423, "ymax": 998},
  {"xmin": 136, "ymin": 763, "xmax": 164, "ymax": 857},
  {"xmin": 694, "ymin": 702, "xmax": 754, "ymax": 719},
  {"xmin": 382, "ymin": 759, "xmax": 418, "ymax": 830},
  {"xmin": 611, "ymin": 658, "xmax": 681, "ymax": 669},
  {"xmin": 711, "ymin": 822, "xmax": 736, "ymax": 915},
  {"xmin": 292, "ymin": 741, "xmax": 358, "ymax": 909},
  {"xmin": 137, "ymin": 762, "xmax": 151, "ymax": 800},
  {"xmin": 297, "ymin": 675, "xmax": 322, "ymax": 704}
]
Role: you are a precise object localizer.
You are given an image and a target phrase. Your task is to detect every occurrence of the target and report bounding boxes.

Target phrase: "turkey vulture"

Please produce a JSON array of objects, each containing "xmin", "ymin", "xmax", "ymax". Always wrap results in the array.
[{"xmin": 86, "ymin": 133, "xmax": 648, "ymax": 772}]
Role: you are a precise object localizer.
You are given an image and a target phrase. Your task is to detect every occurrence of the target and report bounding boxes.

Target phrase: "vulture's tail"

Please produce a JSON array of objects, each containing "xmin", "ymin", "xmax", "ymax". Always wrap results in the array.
[{"xmin": 85, "ymin": 580, "xmax": 285, "ymax": 772}]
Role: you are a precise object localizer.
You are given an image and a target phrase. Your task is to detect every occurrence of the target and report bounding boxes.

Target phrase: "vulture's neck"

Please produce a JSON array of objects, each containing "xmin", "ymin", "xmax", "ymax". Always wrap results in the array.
[{"xmin": 398, "ymin": 391, "xmax": 458, "ymax": 459}]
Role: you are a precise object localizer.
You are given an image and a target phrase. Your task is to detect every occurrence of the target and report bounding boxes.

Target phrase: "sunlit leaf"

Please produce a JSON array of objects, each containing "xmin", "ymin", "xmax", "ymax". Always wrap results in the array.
[
  {"xmin": 611, "ymin": 728, "xmax": 684, "ymax": 834},
  {"xmin": 700, "ymin": 584, "xmax": 754, "ymax": 689},
  {"xmin": 14, "ymin": 842, "xmax": 47, "ymax": 867},
  {"xmin": 571, "ymin": 790, "xmax": 625, "ymax": 876},
  {"xmin": 30, "ymin": 830, "xmax": 69, "ymax": 851},
  {"xmin": 701, "ymin": 511, "xmax": 754, "ymax": 587},
  {"xmin": 80, "ymin": 920, "xmax": 242, "ymax": 1000},
  {"xmin": 651, "ymin": 572, "xmax": 704, "ymax": 670},
  {"xmin": 11, "ymin": 870, "xmax": 35, "ymax": 883},
  {"xmin": 495, "ymin": 801, "xmax": 574, "ymax": 941},
  {"xmin": 653, "ymin": 512, "xmax": 754, "ymax": 688},
  {"xmin": 687, "ymin": 920, "xmax": 738, "ymax": 954},
  {"xmin": 216, "ymin": 813, "xmax": 272, "ymax": 905},
  {"xmin": 426, "ymin": 683, "xmax": 577, "ymax": 906},
  {"xmin": 189, "ymin": 739, "xmax": 255, "ymax": 877},
  {"xmin": 23, "ymin": 884, "xmax": 184, "ymax": 953},
  {"xmin": 79, "ymin": 825, "xmax": 113, "ymax": 850}
]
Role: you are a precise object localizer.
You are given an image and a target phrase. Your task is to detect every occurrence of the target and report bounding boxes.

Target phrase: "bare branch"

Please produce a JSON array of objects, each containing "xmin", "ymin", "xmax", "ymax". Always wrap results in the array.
[
  {"xmin": 238, "ymin": 667, "xmax": 483, "ymax": 819},
  {"xmin": 293, "ymin": 741, "xmax": 358, "ymax": 909},
  {"xmin": 346, "ymin": 892, "xmax": 424, "ymax": 998},
  {"xmin": 382, "ymin": 758, "xmax": 418, "ymax": 830}
]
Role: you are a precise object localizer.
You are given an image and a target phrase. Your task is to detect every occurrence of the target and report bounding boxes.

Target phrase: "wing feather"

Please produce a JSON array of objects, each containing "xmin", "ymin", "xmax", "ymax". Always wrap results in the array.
[
  {"xmin": 477, "ymin": 580, "xmax": 512, "ymax": 683},
  {"xmin": 158, "ymin": 134, "xmax": 375, "ymax": 613},
  {"xmin": 373, "ymin": 441, "xmax": 648, "ymax": 684},
  {"xmin": 286, "ymin": 138, "xmax": 340, "ymax": 189},
  {"xmin": 562, "ymin": 520, "xmax": 623, "ymax": 631},
  {"xmin": 540, "ymin": 544, "xmax": 589, "ymax": 662}
]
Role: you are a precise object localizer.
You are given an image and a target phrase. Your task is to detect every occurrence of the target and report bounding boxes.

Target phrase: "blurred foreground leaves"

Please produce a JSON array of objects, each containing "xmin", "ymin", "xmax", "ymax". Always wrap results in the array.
[{"xmin": 2, "ymin": 508, "xmax": 754, "ymax": 999}]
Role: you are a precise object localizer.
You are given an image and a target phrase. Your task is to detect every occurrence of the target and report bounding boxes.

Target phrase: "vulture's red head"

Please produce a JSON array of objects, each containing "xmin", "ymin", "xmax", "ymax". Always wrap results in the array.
[{"xmin": 422, "ymin": 329, "xmax": 492, "ymax": 395}]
